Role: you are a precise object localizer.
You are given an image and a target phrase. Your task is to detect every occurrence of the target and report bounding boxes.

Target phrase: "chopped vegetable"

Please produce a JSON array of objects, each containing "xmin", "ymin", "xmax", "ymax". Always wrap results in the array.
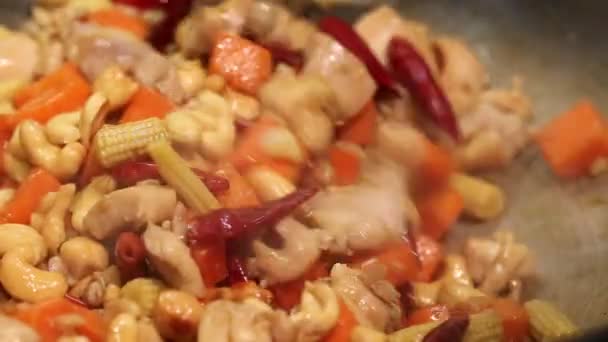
[
  {"xmin": 214, "ymin": 162, "xmax": 260, "ymax": 208},
  {"xmin": 407, "ymin": 305, "xmax": 450, "ymax": 327},
  {"xmin": 354, "ymin": 238, "xmax": 421, "ymax": 286},
  {"xmin": 322, "ymin": 300, "xmax": 358, "ymax": 342},
  {"xmin": 388, "ymin": 37, "xmax": 460, "ymax": 140},
  {"xmin": 226, "ymin": 250, "xmax": 249, "ymax": 285},
  {"xmin": 390, "ymin": 321, "xmax": 442, "ymax": 341},
  {"xmin": 415, "ymin": 235, "xmax": 444, "ymax": 282},
  {"xmin": 524, "ymin": 299, "xmax": 579, "ymax": 341},
  {"xmin": 147, "ymin": 140, "xmax": 220, "ymax": 214},
  {"xmin": 120, "ymin": 86, "xmax": 174, "ymax": 123},
  {"xmin": 423, "ymin": 315, "xmax": 469, "ymax": 342},
  {"xmin": 191, "ymin": 235, "xmax": 228, "ymax": 288},
  {"xmin": 15, "ymin": 298, "xmax": 106, "ymax": 342},
  {"xmin": 329, "ymin": 144, "xmax": 361, "ymax": 186},
  {"xmin": 462, "ymin": 310, "xmax": 504, "ymax": 342},
  {"xmin": 87, "ymin": 9, "xmax": 149, "ymax": 39},
  {"xmin": 0, "ymin": 168, "xmax": 61, "ymax": 224},
  {"xmin": 416, "ymin": 137, "xmax": 454, "ymax": 189},
  {"xmin": 209, "ymin": 33, "xmax": 273, "ymax": 95},
  {"xmin": 186, "ymin": 187, "xmax": 318, "ymax": 243},
  {"xmin": 114, "ymin": 232, "xmax": 147, "ymax": 282},
  {"xmin": 11, "ymin": 63, "xmax": 91, "ymax": 127},
  {"xmin": 319, "ymin": 16, "xmax": 396, "ymax": 91},
  {"xmin": 450, "ymin": 173, "xmax": 505, "ymax": 220},
  {"xmin": 95, "ymin": 117, "xmax": 169, "ymax": 168},
  {"xmin": 535, "ymin": 100, "xmax": 606, "ymax": 178},
  {"xmin": 271, "ymin": 261, "xmax": 329, "ymax": 311},
  {"xmin": 338, "ymin": 100, "xmax": 378, "ymax": 146},
  {"xmin": 492, "ymin": 298, "xmax": 529, "ymax": 342},
  {"xmin": 416, "ymin": 185, "xmax": 464, "ymax": 240}
]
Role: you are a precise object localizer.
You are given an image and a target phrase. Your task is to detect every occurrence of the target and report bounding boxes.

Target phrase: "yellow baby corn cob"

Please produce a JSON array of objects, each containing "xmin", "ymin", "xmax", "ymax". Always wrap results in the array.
[
  {"xmin": 463, "ymin": 310, "xmax": 503, "ymax": 342},
  {"xmin": 525, "ymin": 299, "xmax": 579, "ymax": 341}
]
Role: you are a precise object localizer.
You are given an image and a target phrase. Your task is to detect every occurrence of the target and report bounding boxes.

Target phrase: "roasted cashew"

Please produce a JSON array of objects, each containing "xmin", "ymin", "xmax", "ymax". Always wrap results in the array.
[
  {"xmin": 30, "ymin": 184, "xmax": 76, "ymax": 254},
  {"xmin": 45, "ymin": 111, "xmax": 81, "ymax": 145},
  {"xmin": 93, "ymin": 66, "xmax": 138, "ymax": 111},
  {"xmin": 0, "ymin": 224, "xmax": 68, "ymax": 302},
  {"xmin": 107, "ymin": 313, "xmax": 138, "ymax": 342},
  {"xmin": 289, "ymin": 282, "xmax": 340, "ymax": 340},
  {"xmin": 60, "ymin": 237, "xmax": 109, "ymax": 281},
  {"xmin": 83, "ymin": 184, "xmax": 177, "ymax": 240},
  {"xmin": 2, "ymin": 151, "xmax": 30, "ymax": 183},
  {"xmin": 70, "ymin": 175, "xmax": 117, "ymax": 233},
  {"xmin": 153, "ymin": 290, "xmax": 203, "ymax": 340},
  {"xmin": 79, "ymin": 92, "xmax": 108, "ymax": 149}
]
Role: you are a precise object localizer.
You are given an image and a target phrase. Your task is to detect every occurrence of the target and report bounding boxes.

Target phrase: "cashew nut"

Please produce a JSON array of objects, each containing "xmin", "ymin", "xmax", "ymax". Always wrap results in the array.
[
  {"xmin": 225, "ymin": 87, "xmax": 260, "ymax": 121},
  {"xmin": 45, "ymin": 111, "xmax": 81, "ymax": 145},
  {"xmin": 197, "ymin": 299, "xmax": 275, "ymax": 342},
  {"xmin": 2, "ymin": 151, "xmax": 30, "ymax": 183},
  {"xmin": 30, "ymin": 184, "xmax": 76, "ymax": 254},
  {"xmin": 60, "ymin": 237, "xmax": 109, "ymax": 281},
  {"xmin": 107, "ymin": 313, "xmax": 138, "ymax": 342},
  {"xmin": 174, "ymin": 57, "xmax": 206, "ymax": 99},
  {"xmin": 79, "ymin": 92, "xmax": 108, "ymax": 149},
  {"xmin": 136, "ymin": 318, "xmax": 163, "ymax": 342},
  {"xmin": 70, "ymin": 175, "xmax": 117, "ymax": 233},
  {"xmin": 83, "ymin": 184, "xmax": 177, "ymax": 240},
  {"xmin": 142, "ymin": 225, "xmax": 205, "ymax": 298},
  {"xmin": 289, "ymin": 282, "xmax": 340, "ymax": 340},
  {"xmin": 152, "ymin": 290, "xmax": 203, "ymax": 340},
  {"xmin": 18, "ymin": 120, "xmax": 85, "ymax": 180},
  {"xmin": 0, "ymin": 224, "xmax": 68, "ymax": 302},
  {"xmin": 93, "ymin": 66, "xmax": 138, "ymax": 111}
]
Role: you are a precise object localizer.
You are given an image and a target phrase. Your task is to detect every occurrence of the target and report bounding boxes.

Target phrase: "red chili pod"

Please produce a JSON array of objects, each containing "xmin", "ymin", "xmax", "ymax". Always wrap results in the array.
[
  {"xmin": 114, "ymin": 232, "xmax": 147, "ymax": 282},
  {"xmin": 260, "ymin": 42, "xmax": 305, "ymax": 71},
  {"xmin": 388, "ymin": 37, "xmax": 461, "ymax": 140}
]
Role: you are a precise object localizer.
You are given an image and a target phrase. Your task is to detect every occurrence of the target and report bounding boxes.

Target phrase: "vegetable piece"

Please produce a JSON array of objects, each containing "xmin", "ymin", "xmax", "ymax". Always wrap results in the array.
[
  {"xmin": 415, "ymin": 186, "xmax": 464, "ymax": 240},
  {"xmin": 186, "ymin": 187, "xmax": 318, "ymax": 243},
  {"xmin": 319, "ymin": 16, "xmax": 396, "ymax": 91},
  {"xmin": 462, "ymin": 310, "xmax": 504, "ymax": 342},
  {"xmin": 388, "ymin": 37, "xmax": 460, "ymax": 140},
  {"xmin": 407, "ymin": 305, "xmax": 450, "ymax": 327},
  {"xmin": 492, "ymin": 298, "xmax": 529, "ymax": 342},
  {"xmin": 190, "ymin": 235, "xmax": 228, "ymax": 288},
  {"xmin": 209, "ymin": 33, "xmax": 273, "ymax": 95},
  {"xmin": 535, "ymin": 100, "xmax": 606, "ymax": 178},
  {"xmin": 11, "ymin": 63, "xmax": 91, "ymax": 127},
  {"xmin": 322, "ymin": 300, "xmax": 358, "ymax": 342},
  {"xmin": 423, "ymin": 315, "xmax": 469, "ymax": 342},
  {"xmin": 226, "ymin": 248, "xmax": 249, "ymax": 285},
  {"xmin": 15, "ymin": 297, "xmax": 106, "ymax": 342},
  {"xmin": 111, "ymin": 160, "xmax": 230, "ymax": 194},
  {"xmin": 450, "ymin": 173, "xmax": 505, "ymax": 220},
  {"xmin": 354, "ymin": 238, "xmax": 421, "ymax": 286},
  {"xmin": 95, "ymin": 117, "xmax": 169, "ymax": 168},
  {"xmin": 338, "ymin": 100, "xmax": 378, "ymax": 146},
  {"xmin": 214, "ymin": 162, "xmax": 260, "ymax": 208},
  {"xmin": 416, "ymin": 137, "xmax": 454, "ymax": 189},
  {"xmin": 120, "ymin": 86, "xmax": 174, "ymax": 123},
  {"xmin": 87, "ymin": 9, "xmax": 149, "ymax": 39},
  {"xmin": 271, "ymin": 261, "xmax": 329, "ymax": 311},
  {"xmin": 329, "ymin": 144, "xmax": 361, "ymax": 186},
  {"xmin": 524, "ymin": 299, "xmax": 579, "ymax": 341},
  {"xmin": 0, "ymin": 168, "xmax": 60, "ymax": 224},
  {"xmin": 260, "ymin": 42, "xmax": 305, "ymax": 71},
  {"xmin": 390, "ymin": 321, "xmax": 441, "ymax": 341},
  {"xmin": 148, "ymin": 140, "xmax": 220, "ymax": 214},
  {"xmin": 415, "ymin": 234, "xmax": 444, "ymax": 282},
  {"xmin": 114, "ymin": 231, "xmax": 147, "ymax": 282}
]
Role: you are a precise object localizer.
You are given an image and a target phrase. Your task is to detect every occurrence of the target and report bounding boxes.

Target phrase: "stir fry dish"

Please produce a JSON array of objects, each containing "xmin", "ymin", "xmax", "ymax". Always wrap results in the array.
[{"xmin": 0, "ymin": 0, "xmax": 604, "ymax": 341}]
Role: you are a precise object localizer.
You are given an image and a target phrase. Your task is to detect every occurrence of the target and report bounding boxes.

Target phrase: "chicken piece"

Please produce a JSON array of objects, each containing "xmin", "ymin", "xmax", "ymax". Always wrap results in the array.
[
  {"xmin": 355, "ymin": 6, "xmax": 436, "ymax": 72},
  {"xmin": 143, "ymin": 225, "xmax": 206, "ymax": 298},
  {"xmin": 307, "ymin": 157, "xmax": 410, "ymax": 254},
  {"xmin": 249, "ymin": 217, "xmax": 323, "ymax": 285},
  {"xmin": 259, "ymin": 65, "xmax": 336, "ymax": 154},
  {"xmin": 0, "ymin": 33, "xmax": 39, "ymax": 83},
  {"xmin": 70, "ymin": 24, "xmax": 186, "ymax": 103},
  {"xmin": 464, "ymin": 231, "xmax": 535, "ymax": 296},
  {"xmin": 330, "ymin": 264, "xmax": 401, "ymax": 332},
  {"xmin": 0, "ymin": 315, "xmax": 40, "ymax": 342},
  {"xmin": 83, "ymin": 184, "xmax": 177, "ymax": 240},
  {"xmin": 303, "ymin": 32, "xmax": 377, "ymax": 119}
]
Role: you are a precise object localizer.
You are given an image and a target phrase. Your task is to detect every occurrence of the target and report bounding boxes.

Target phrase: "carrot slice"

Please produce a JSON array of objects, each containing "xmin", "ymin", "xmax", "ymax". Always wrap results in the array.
[
  {"xmin": 120, "ymin": 86, "xmax": 174, "ymax": 123},
  {"xmin": 536, "ymin": 100, "xmax": 607, "ymax": 178},
  {"xmin": 329, "ymin": 145, "xmax": 361, "ymax": 186},
  {"xmin": 415, "ymin": 234, "xmax": 444, "ymax": 282},
  {"xmin": 352, "ymin": 238, "xmax": 420, "ymax": 286},
  {"xmin": 0, "ymin": 168, "xmax": 61, "ymax": 224},
  {"xmin": 406, "ymin": 305, "xmax": 450, "ymax": 327},
  {"xmin": 271, "ymin": 261, "xmax": 329, "ymax": 311},
  {"xmin": 322, "ymin": 300, "xmax": 358, "ymax": 342},
  {"xmin": 87, "ymin": 9, "xmax": 149, "ymax": 39},
  {"xmin": 415, "ymin": 185, "xmax": 464, "ymax": 240},
  {"xmin": 338, "ymin": 100, "xmax": 378, "ymax": 146},
  {"xmin": 492, "ymin": 298, "xmax": 530, "ymax": 342},
  {"xmin": 415, "ymin": 136, "xmax": 454, "ymax": 190},
  {"xmin": 214, "ymin": 162, "xmax": 260, "ymax": 208},
  {"xmin": 209, "ymin": 33, "xmax": 272, "ymax": 95}
]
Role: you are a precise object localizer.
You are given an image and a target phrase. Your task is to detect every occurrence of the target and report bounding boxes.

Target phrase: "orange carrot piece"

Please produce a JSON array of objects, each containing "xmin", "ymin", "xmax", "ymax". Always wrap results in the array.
[
  {"xmin": 414, "ymin": 136, "xmax": 454, "ymax": 190},
  {"xmin": 492, "ymin": 298, "xmax": 530, "ymax": 342},
  {"xmin": 406, "ymin": 305, "xmax": 450, "ymax": 327},
  {"xmin": 536, "ymin": 100, "xmax": 607, "ymax": 178},
  {"xmin": 416, "ymin": 185, "xmax": 464, "ymax": 240},
  {"xmin": 329, "ymin": 145, "xmax": 361, "ymax": 186},
  {"xmin": 209, "ymin": 33, "xmax": 272, "ymax": 95},
  {"xmin": 214, "ymin": 162, "xmax": 260, "ymax": 208},
  {"xmin": 15, "ymin": 298, "xmax": 106, "ymax": 342},
  {"xmin": 338, "ymin": 101, "xmax": 378, "ymax": 146},
  {"xmin": 271, "ymin": 261, "xmax": 329, "ymax": 311},
  {"xmin": 120, "ymin": 86, "xmax": 174, "ymax": 123},
  {"xmin": 0, "ymin": 168, "xmax": 61, "ymax": 224},
  {"xmin": 415, "ymin": 234, "xmax": 444, "ymax": 282},
  {"xmin": 352, "ymin": 238, "xmax": 421, "ymax": 286},
  {"xmin": 87, "ymin": 9, "xmax": 149, "ymax": 39},
  {"xmin": 323, "ymin": 300, "xmax": 358, "ymax": 342},
  {"xmin": 13, "ymin": 63, "xmax": 83, "ymax": 107}
]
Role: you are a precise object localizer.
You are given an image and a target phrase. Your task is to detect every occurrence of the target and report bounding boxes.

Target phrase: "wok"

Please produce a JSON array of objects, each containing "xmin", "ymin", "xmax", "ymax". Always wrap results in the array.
[{"xmin": 2, "ymin": 0, "xmax": 607, "ymax": 333}]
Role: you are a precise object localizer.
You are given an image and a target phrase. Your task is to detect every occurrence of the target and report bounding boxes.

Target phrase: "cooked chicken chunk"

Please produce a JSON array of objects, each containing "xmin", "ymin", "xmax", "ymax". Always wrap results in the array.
[{"xmin": 0, "ymin": 33, "xmax": 39, "ymax": 83}]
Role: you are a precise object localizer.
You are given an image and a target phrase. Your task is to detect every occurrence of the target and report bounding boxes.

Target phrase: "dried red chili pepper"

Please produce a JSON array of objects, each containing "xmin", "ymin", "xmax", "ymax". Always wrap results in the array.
[
  {"xmin": 187, "ymin": 187, "xmax": 318, "ymax": 244},
  {"xmin": 113, "ymin": 0, "xmax": 162, "ymax": 10},
  {"xmin": 397, "ymin": 282, "xmax": 415, "ymax": 318},
  {"xmin": 319, "ymin": 16, "xmax": 396, "ymax": 91},
  {"xmin": 114, "ymin": 232, "xmax": 147, "ymax": 282},
  {"xmin": 226, "ymin": 251, "xmax": 249, "ymax": 285},
  {"xmin": 422, "ymin": 315, "xmax": 470, "ymax": 342},
  {"xmin": 388, "ymin": 37, "xmax": 460, "ymax": 140},
  {"xmin": 111, "ymin": 160, "xmax": 230, "ymax": 194},
  {"xmin": 64, "ymin": 294, "xmax": 89, "ymax": 308},
  {"xmin": 260, "ymin": 43, "xmax": 304, "ymax": 71}
]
